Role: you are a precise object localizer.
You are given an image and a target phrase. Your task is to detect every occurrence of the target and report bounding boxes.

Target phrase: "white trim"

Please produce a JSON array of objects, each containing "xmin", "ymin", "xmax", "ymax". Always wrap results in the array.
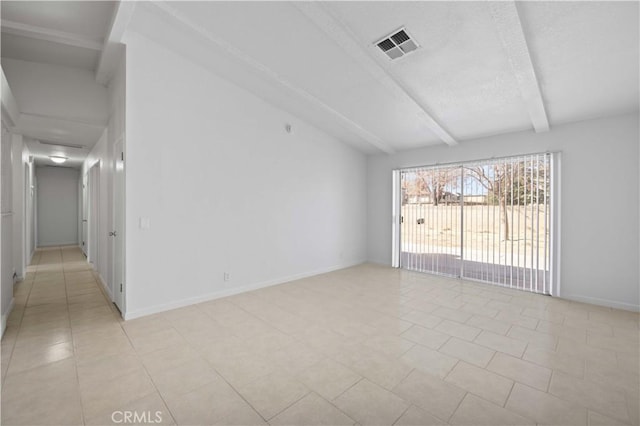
[
  {"xmin": 563, "ymin": 294, "xmax": 640, "ymax": 313},
  {"xmin": 1, "ymin": 298, "xmax": 15, "ymax": 338},
  {"xmin": 1, "ymin": 19, "xmax": 103, "ymax": 50},
  {"xmin": 96, "ymin": 2, "xmax": 136, "ymax": 84},
  {"xmin": 1, "ymin": 67, "xmax": 20, "ymax": 126},
  {"xmin": 37, "ymin": 241, "xmax": 79, "ymax": 247},
  {"xmin": 124, "ymin": 260, "xmax": 364, "ymax": 320},
  {"xmin": 551, "ymin": 152, "xmax": 562, "ymax": 298},
  {"xmin": 96, "ymin": 272, "xmax": 113, "ymax": 301},
  {"xmin": 391, "ymin": 170, "xmax": 401, "ymax": 268},
  {"xmin": 19, "ymin": 112, "xmax": 105, "ymax": 129}
]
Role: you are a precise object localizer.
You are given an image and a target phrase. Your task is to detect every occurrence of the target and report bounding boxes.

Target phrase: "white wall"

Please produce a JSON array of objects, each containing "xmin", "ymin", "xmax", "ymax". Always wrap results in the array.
[
  {"xmin": 1, "ymin": 121, "xmax": 14, "ymax": 335},
  {"xmin": 122, "ymin": 30, "xmax": 367, "ymax": 318},
  {"xmin": 36, "ymin": 166, "xmax": 79, "ymax": 247},
  {"xmin": 367, "ymin": 113, "xmax": 640, "ymax": 311},
  {"xmin": 11, "ymin": 134, "xmax": 24, "ymax": 279}
]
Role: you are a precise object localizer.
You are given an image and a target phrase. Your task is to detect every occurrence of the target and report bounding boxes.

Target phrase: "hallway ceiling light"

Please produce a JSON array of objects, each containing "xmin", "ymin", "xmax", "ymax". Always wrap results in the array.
[{"xmin": 50, "ymin": 156, "xmax": 67, "ymax": 164}]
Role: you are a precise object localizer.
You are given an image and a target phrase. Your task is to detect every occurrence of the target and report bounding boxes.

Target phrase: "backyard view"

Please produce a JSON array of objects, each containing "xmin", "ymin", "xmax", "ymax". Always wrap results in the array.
[{"xmin": 400, "ymin": 154, "xmax": 552, "ymax": 293}]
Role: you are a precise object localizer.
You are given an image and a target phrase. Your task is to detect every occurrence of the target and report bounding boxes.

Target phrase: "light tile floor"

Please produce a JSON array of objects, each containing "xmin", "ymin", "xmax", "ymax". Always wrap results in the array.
[{"xmin": 1, "ymin": 246, "xmax": 639, "ymax": 425}]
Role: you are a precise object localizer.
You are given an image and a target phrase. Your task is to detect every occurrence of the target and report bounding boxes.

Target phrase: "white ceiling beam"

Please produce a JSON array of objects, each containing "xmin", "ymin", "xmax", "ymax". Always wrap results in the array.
[
  {"xmin": 150, "ymin": 1, "xmax": 396, "ymax": 154},
  {"xmin": 96, "ymin": 1, "xmax": 136, "ymax": 85},
  {"xmin": 489, "ymin": 2, "xmax": 549, "ymax": 133},
  {"xmin": 19, "ymin": 112, "xmax": 106, "ymax": 129},
  {"xmin": 293, "ymin": 2, "xmax": 457, "ymax": 147},
  {"xmin": 1, "ymin": 66, "xmax": 20, "ymax": 127},
  {"xmin": 0, "ymin": 19, "xmax": 102, "ymax": 50}
]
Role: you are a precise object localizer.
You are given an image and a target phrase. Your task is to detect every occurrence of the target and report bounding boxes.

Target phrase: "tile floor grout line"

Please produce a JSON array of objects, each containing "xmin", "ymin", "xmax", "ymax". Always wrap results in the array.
[
  {"xmin": 266, "ymin": 389, "xmax": 312, "ymax": 423},
  {"xmin": 2, "ymin": 263, "xmax": 34, "ymax": 384},
  {"xmin": 192, "ymin": 346, "xmax": 272, "ymax": 424},
  {"xmin": 128, "ymin": 350, "xmax": 180, "ymax": 426},
  {"xmin": 331, "ymin": 376, "xmax": 365, "ymax": 402},
  {"xmin": 546, "ymin": 368, "xmax": 554, "ymax": 393},
  {"xmin": 502, "ymin": 380, "xmax": 516, "ymax": 408},
  {"xmin": 61, "ymin": 246, "xmax": 89, "ymax": 426},
  {"xmin": 446, "ymin": 391, "xmax": 469, "ymax": 424},
  {"xmin": 390, "ymin": 403, "xmax": 411, "ymax": 426}
]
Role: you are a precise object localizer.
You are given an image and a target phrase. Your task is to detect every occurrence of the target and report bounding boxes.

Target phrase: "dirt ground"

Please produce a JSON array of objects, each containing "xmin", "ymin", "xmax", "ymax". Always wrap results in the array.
[{"xmin": 400, "ymin": 203, "xmax": 550, "ymax": 270}]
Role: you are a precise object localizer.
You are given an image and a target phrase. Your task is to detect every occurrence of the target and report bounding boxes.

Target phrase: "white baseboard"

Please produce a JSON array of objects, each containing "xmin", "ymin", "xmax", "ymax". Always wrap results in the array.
[
  {"xmin": 1, "ymin": 298, "xmax": 15, "ymax": 338},
  {"xmin": 563, "ymin": 293, "xmax": 640, "ymax": 312},
  {"xmin": 96, "ymin": 273, "xmax": 113, "ymax": 301},
  {"xmin": 368, "ymin": 260, "xmax": 639, "ymax": 313},
  {"xmin": 37, "ymin": 241, "xmax": 79, "ymax": 247},
  {"xmin": 124, "ymin": 260, "xmax": 365, "ymax": 320}
]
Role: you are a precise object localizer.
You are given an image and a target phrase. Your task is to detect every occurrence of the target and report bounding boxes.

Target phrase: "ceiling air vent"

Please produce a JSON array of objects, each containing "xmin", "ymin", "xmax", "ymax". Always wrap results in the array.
[{"xmin": 376, "ymin": 28, "xmax": 419, "ymax": 60}]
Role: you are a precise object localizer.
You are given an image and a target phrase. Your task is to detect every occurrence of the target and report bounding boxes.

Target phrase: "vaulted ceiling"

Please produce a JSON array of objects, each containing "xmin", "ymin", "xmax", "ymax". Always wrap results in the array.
[{"xmin": 2, "ymin": 1, "xmax": 639, "ymax": 160}]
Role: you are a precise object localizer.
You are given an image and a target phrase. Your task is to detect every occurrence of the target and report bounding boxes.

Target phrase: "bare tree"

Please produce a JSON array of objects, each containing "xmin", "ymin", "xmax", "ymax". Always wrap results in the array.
[
  {"xmin": 465, "ymin": 164, "xmax": 513, "ymax": 240},
  {"xmin": 415, "ymin": 169, "xmax": 458, "ymax": 206}
]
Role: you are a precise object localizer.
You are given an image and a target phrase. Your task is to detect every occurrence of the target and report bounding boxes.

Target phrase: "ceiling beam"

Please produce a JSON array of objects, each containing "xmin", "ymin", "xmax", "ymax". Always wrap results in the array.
[
  {"xmin": 96, "ymin": 1, "xmax": 136, "ymax": 85},
  {"xmin": 0, "ymin": 19, "xmax": 102, "ymax": 50},
  {"xmin": 19, "ymin": 112, "xmax": 106, "ymax": 129},
  {"xmin": 1, "ymin": 66, "xmax": 20, "ymax": 127},
  {"xmin": 150, "ymin": 1, "xmax": 396, "ymax": 154},
  {"xmin": 293, "ymin": 2, "xmax": 457, "ymax": 147},
  {"xmin": 489, "ymin": 2, "xmax": 549, "ymax": 133}
]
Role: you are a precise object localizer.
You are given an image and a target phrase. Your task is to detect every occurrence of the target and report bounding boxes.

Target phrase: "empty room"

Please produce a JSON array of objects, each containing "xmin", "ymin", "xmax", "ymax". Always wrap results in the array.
[{"xmin": 0, "ymin": 1, "xmax": 638, "ymax": 425}]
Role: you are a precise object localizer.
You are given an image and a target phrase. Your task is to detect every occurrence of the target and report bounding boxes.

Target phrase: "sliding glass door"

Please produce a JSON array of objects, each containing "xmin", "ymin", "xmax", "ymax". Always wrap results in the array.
[{"xmin": 399, "ymin": 153, "xmax": 553, "ymax": 294}]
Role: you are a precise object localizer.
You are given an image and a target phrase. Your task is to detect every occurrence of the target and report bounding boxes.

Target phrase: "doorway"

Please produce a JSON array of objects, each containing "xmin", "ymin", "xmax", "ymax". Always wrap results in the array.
[
  {"xmin": 112, "ymin": 137, "xmax": 125, "ymax": 313},
  {"xmin": 81, "ymin": 173, "xmax": 88, "ymax": 256},
  {"xmin": 87, "ymin": 163, "xmax": 100, "ymax": 267},
  {"xmin": 397, "ymin": 153, "xmax": 555, "ymax": 295}
]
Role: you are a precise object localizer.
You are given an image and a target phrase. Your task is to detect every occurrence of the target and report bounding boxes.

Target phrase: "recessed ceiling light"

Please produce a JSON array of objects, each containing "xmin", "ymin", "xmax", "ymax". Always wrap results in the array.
[{"xmin": 50, "ymin": 156, "xmax": 67, "ymax": 164}]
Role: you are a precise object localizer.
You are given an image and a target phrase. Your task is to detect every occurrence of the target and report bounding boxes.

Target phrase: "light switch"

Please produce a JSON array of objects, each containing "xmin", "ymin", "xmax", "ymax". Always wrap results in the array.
[{"xmin": 139, "ymin": 217, "xmax": 151, "ymax": 230}]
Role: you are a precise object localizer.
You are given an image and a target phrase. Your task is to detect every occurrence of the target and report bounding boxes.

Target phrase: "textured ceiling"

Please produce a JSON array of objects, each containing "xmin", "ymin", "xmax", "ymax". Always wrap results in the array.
[
  {"xmin": 1, "ymin": 1, "xmax": 638, "ymax": 159},
  {"xmin": 126, "ymin": 1, "xmax": 638, "ymax": 153}
]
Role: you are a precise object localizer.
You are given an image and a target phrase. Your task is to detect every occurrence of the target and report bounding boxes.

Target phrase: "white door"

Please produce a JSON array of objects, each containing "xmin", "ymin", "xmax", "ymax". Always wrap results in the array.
[
  {"xmin": 81, "ymin": 173, "xmax": 88, "ymax": 255},
  {"xmin": 113, "ymin": 137, "xmax": 125, "ymax": 313},
  {"xmin": 87, "ymin": 164, "xmax": 100, "ymax": 267}
]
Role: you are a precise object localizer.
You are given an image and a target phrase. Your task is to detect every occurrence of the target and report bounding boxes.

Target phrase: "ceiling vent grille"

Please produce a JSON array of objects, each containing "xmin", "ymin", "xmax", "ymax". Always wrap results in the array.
[{"xmin": 376, "ymin": 28, "xmax": 419, "ymax": 60}]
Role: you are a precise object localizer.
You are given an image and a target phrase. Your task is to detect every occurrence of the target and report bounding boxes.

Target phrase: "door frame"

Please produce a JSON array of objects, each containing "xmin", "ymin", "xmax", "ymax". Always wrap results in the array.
[
  {"xmin": 87, "ymin": 162, "xmax": 100, "ymax": 268},
  {"xmin": 112, "ymin": 136, "xmax": 125, "ymax": 315},
  {"xmin": 393, "ymin": 152, "xmax": 560, "ymax": 296},
  {"xmin": 81, "ymin": 172, "xmax": 88, "ymax": 256}
]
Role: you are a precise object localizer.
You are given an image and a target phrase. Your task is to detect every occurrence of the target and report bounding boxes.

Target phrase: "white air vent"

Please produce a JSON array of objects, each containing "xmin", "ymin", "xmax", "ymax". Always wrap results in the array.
[{"xmin": 376, "ymin": 28, "xmax": 419, "ymax": 60}]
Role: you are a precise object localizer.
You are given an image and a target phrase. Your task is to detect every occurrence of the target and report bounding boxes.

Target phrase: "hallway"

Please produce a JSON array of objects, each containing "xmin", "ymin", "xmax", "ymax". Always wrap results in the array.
[
  {"xmin": 1, "ymin": 247, "xmax": 639, "ymax": 425},
  {"xmin": 1, "ymin": 246, "xmax": 129, "ymax": 425}
]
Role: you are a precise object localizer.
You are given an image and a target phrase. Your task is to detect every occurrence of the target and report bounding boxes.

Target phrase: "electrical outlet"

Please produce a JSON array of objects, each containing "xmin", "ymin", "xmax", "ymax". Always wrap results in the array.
[{"xmin": 223, "ymin": 272, "xmax": 230, "ymax": 282}]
